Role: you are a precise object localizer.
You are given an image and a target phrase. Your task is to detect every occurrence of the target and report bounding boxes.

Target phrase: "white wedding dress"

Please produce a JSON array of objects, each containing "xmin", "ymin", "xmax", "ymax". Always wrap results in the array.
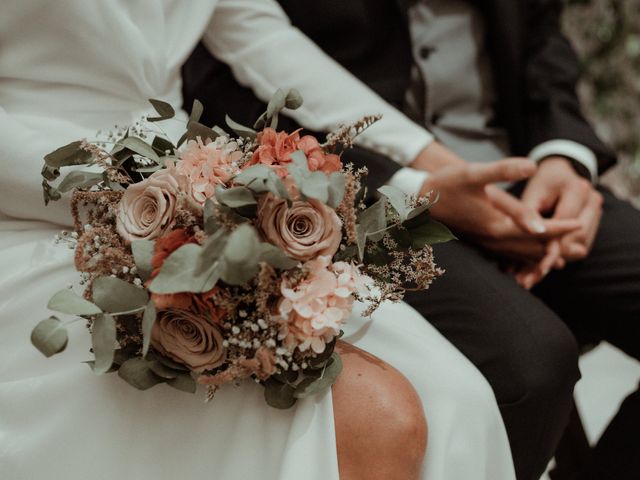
[{"xmin": 0, "ymin": 1, "xmax": 517, "ymax": 479}]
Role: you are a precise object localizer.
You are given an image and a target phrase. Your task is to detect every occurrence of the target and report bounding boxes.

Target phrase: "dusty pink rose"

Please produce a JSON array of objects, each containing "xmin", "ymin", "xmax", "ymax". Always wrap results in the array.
[
  {"xmin": 151, "ymin": 309, "xmax": 227, "ymax": 373},
  {"xmin": 245, "ymin": 128, "xmax": 342, "ymax": 178},
  {"xmin": 257, "ymin": 193, "xmax": 342, "ymax": 261},
  {"xmin": 171, "ymin": 137, "xmax": 242, "ymax": 204},
  {"xmin": 277, "ymin": 256, "xmax": 363, "ymax": 353},
  {"xmin": 116, "ymin": 169, "xmax": 189, "ymax": 244}
]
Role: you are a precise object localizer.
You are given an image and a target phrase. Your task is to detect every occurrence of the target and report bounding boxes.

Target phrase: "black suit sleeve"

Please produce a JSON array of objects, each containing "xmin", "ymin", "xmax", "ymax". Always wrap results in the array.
[
  {"xmin": 522, "ymin": 0, "xmax": 616, "ymax": 174},
  {"xmin": 182, "ymin": 43, "xmax": 401, "ymax": 197}
]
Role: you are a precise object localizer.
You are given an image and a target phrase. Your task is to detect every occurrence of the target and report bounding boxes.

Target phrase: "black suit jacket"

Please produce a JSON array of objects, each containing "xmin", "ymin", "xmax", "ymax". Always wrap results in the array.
[{"xmin": 182, "ymin": 0, "xmax": 616, "ymax": 190}]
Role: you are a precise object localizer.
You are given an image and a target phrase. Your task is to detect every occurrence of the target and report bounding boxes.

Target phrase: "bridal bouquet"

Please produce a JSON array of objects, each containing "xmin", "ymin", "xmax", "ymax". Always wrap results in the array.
[{"xmin": 31, "ymin": 90, "xmax": 452, "ymax": 408}]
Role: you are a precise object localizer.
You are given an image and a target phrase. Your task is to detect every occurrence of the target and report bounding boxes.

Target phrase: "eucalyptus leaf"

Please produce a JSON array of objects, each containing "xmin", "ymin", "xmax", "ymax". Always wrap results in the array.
[
  {"xmin": 189, "ymin": 99, "xmax": 204, "ymax": 124},
  {"xmin": 294, "ymin": 353, "xmax": 343, "ymax": 399},
  {"xmin": 219, "ymin": 224, "xmax": 261, "ymax": 285},
  {"xmin": 151, "ymin": 135, "xmax": 175, "ymax": 156},
  {"xmin": 147, "ymin": 99, "xmax": 175, "ymax": 122},
  {"xmin": 57, "ymin": 171, "xmax": 104, "ymax": 193},
  {"xmin": 327, "ymin": 172, "xmax": 346, "ymax": 208},
  {"xmin": 378, "ymin": 185, "xmax": 411, "ymax": 221},
  {"xmin": 44, "ymin": 141, "xmax": 92, "ymax": 168},
  {"xmin": 31, "ymin": 316, "xmax": 68, "ymax": 357},
  {"xmin": 47, "ymin": 289, "xmax": 102, "ymax": 316},
  {"xmin": 92, "ymin": 276, "xmax": 149, "ymax": 313},
  {"xmin": 203, "ymin": 198, "xmax": 220, "ymax": 235},
  {"xmin": 141, "ymin": 300, "xmax": 156, "ymax": 357},
  {"xmin": 234, "ymin": 164, "xmax": 289, "ymax": 200},
  {"xmin": 215, "ymin": 185, "xmax": 257, "ymax": 208},
  {"xmin": 266, "ymin": 89, "xmax": 286, "ymax": 118},
  {"xmin": 119, "ymin": 137, "xmax": 160, "ymax": 163},
  {"xmin": 257, "ymin": 243, "xmax": 298, "ymax": 270},
  {"xmin": 197, "ymin": 230, "xmax": 228, "ymax": 270},
  {"xmin": 225, "ymin": 114, "xmax": 257, "ymax": 140},
  {"xmin": 92, "ymin": 314, "xmax": 116, "ymax": 375},
  {"xmin": 301, "ymin": 171, "xmax": 330, "ymax": 203},
  {"xmin": 147, "ymin": 360, "xmax": 180, "ymax": 379},
  {"xmin": 118, "ymin": 357, "xmax": 163, "ymax": 390},
  {"xmin": 356, "ymin": 199, "xmax": 387, "ymax": 260},
  {"xmin": 186, "ymin": 121, "xmax": 220, "ymax": 143},
  {"xmin": 149, "ymin": 243, "xmax": 221, "ymax": 294},
  {"xmin": 131, "ymin": 240, "xmax": 155, "ymax": 281},
  {"xmin": 264, "ymin": 377, "xmax": 297, "ymax": 409},
  {"xmin": 167, "ymin": 374, "xmax": 197, "ymax": 393}
]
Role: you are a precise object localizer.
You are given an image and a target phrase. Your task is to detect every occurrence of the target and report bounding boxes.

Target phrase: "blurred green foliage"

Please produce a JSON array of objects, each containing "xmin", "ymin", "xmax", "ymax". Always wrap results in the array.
[{"xmin": 563, "ymin": 0, "xmax": 640, "ymax": 191}]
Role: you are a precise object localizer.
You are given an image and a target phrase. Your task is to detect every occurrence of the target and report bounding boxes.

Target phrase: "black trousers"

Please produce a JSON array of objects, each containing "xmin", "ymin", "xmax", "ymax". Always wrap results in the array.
[{"xmin": 405, "ymin": 187, "xmax": 640, "ymax": 480}]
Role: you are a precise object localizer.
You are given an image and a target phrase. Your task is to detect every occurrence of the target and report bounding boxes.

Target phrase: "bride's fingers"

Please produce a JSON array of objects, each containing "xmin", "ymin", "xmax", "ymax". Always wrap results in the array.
[{"xmin": 485, "ymin": 186, "xmax": 582, "ymax": 238}]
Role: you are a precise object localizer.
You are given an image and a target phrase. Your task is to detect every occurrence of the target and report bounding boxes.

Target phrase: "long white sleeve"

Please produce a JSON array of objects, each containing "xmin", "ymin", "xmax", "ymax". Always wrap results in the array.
[{"xmin": 203, "ymin": 0, "xmax": 434, "ymax": 167}]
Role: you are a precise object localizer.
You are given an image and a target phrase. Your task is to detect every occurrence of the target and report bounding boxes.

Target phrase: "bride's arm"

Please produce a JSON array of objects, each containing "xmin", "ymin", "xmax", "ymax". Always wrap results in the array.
[
  {"xmin": 202, "ymin": 0, "xmax": 433, "ymax": 169},
  {"xmin": 0, "ymin": 106, "xmax": 72, "ymax": 225}
]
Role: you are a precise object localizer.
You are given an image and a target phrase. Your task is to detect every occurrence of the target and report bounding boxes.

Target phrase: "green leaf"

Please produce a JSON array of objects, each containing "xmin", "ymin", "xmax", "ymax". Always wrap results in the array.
[
  {"xmin": 294, "ymin": 353, "xmax": 343, "ymax": 399},
  {"xmin": 264, "ymin": 377, "xmax": 297, "ymax": 409},
  {"xmin": 47, "ymin": 289, "xmax": 102, "ymax": 315},
  {"xmin": 284, "ymin": 89, "xmax": 304, "ymax": 110},
  {"xmin": 404, "ymin": 215, "xmax": 456, "ymax": 249},
  {"xmin": 327, "ymin": 172, "xmax": 346, "ymax": 208},
  {"xmin": 301, "ymin": 171, "xmax": 330, "ymax": 203},
  {"xmin": 141, "ymin": 300, "xmax": 156, "ymax": 357},
  {"xmin": 92, "ymin": 314, "xmax": 116, "ymax": 375},
  {"xmin": 118, "ymin": 357, "xmax": 164, "ymax": 390},
  {"xmin": 147, "ymin": 360, "xmax": 180, "ymax": 379},
  {"xmin": 149, "ymin": 243, "xmax": 220, "ymax": 294},
  {"xmin": 266, "ymin": 89, "xmax": 287, "ymax": 119},
  {"xmin": 147, "ymin": 99, "xmax": 175, "ymax": 122},
  {"xmin": 167, "ymin": 373, "xmax": 197, "ymax": 393},
  {"xmin": 189, "ymin": 99, "xmax": 204, "ymax": 124},
  {"xmin": 57, "ymin": 171, "xmax": 104, "ymax": 193},
  {"xmin": 203, "ymin": 199, "xmax": 220, "ymax": 235},
  {"xmin": 119, "ymin": 137, "xmax": 160, "ymax": 163},
  {"xmin": 44, "ymin": 141, "xmax": 93, "ymax": 168},
  {"xmin": 214, "ymin": 185, "xmax": 257, "ymax": 208},
  {"xmin": 131, "ymin": 240, "xmax": 155, "ymax": 281},
  {"xmin": 186, "ymin": 121, "xmax": 220, "ymax": 143},
  {"xmin": 31, "ymin": 316, "xmax": 68, "ymax": 357},
  {"xmin": 151, "ymin": 136, "xmax": 175, "ymax": 156},
  {"xmin": 378, "ymin": 185, "xmax": 411, "ymax": 221},
  {"xmin": 234, "ymin": 164, "xmax": 289, "ymax": 200},
  {"xmin": 225, "ymin": 114, "xmax": 257, "ymax": 140},
  {"xmin": 219, "ymin": 224, "xmax": 261, "ymax": 285},
  {"xmin": 257, "ymin": 243, "xmax": 298, "ymax": 270},
  {"xmin": 356, "ymin": 199, "xmax": 387, "ymax": 260},
  {"xmin": 92, "ymin": 276, "xmax": 149, "ymax": 313}
]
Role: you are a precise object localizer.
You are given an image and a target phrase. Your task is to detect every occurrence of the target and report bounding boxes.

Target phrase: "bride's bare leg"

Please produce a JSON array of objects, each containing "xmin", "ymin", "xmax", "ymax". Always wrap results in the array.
[{"xmin": 332, "ymin": 341, "xmax": 428, "ymax": 480}]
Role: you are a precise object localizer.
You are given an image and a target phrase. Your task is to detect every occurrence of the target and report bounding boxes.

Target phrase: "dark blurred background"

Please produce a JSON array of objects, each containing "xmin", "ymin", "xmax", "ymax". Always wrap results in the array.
[{"xmin": 563, "ymin": 0, "xmax": 640, "ymax": 204}]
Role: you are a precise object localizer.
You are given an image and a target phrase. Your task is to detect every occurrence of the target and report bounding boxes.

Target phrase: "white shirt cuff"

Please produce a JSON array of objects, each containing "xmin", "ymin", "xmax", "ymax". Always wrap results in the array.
[
  {"xmin": 386, "ymin": 167, "xmax": 430, "ymax": 196},
  {"xmin": 528, "ymin": 139, "xmax": 598, "ymax": 184}
]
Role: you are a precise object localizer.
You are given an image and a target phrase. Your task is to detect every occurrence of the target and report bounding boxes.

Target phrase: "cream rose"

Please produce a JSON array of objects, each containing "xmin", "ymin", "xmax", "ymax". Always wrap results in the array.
[
  {"xmin": 116, "ymin": 169, "xmax": 189, "ymax": 243},
  {"xmin": 257, "ymin": 194, "xmax": 342, "ymax": 261},
  {"xmin": 150, "ymin": 309, "xmax": 227, "ymax": 373}
]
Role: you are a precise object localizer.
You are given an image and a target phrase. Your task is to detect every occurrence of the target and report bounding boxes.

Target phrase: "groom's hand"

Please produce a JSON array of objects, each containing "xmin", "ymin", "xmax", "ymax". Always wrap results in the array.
[
  {"xmin": 522, "ymin": 157, "xmax": 603, "ymax": 261},
  {"xmin": 420, "ymin": 159, "xmax": 580, "ymax": 262}
]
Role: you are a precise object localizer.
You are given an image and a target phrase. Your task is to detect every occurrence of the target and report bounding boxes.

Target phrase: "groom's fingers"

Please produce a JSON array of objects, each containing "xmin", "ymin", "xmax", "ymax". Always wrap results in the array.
[{"xmin": 466, "ymin": 158, "xmax": 536, "ymax": 187}]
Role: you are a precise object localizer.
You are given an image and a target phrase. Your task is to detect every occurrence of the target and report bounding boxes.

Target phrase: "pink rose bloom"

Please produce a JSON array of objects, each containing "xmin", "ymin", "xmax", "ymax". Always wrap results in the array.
[
  {"xmin": 172, "ymin": 137, "xmax": 242, "ymax": 204},
  {"xmin": 116, "ymin": 169, "xmax": 189, "ymax": 244},
  {"xmin": 277, "ymin": 256, "xmax": 363, "ymax": 354},
  {"xmin": 245, "ymin": 128, "xmax": 342, "ymax": 178},
  {"xmin": 257, "ymin": 193, "xmax": 342, "ymax": 261},
  {"xmin": 151, "ymin": 308, "xmax": 227, "ymax": 373}
]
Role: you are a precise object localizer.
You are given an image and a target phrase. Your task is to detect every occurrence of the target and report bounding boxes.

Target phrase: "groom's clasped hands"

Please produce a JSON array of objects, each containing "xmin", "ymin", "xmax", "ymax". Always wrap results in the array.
[{"xmin": 414, "ymin": 142, "xmax": 601, "ymax": 289}]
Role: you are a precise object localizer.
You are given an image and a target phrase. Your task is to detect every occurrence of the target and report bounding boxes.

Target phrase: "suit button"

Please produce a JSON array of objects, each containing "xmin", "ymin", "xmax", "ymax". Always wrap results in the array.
[{"xmin": 419, "ymin": 45, "xmax": 435, "ymax": 59}]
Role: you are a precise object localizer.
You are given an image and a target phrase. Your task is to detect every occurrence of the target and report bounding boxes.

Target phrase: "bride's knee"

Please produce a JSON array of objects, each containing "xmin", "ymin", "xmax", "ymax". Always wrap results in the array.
[{"xmin": 332, "ymin": 342, "xmax": 427, "ymax": 464}]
